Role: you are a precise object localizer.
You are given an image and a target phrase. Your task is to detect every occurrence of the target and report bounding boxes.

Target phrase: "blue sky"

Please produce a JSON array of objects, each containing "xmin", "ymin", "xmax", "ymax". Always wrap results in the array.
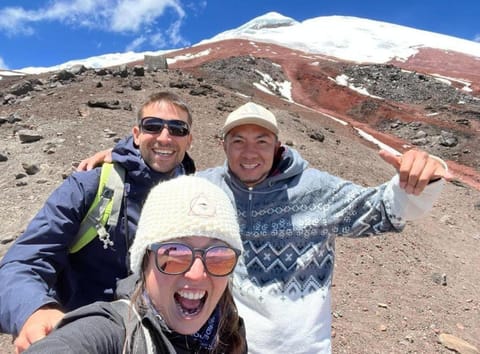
[{"xmin": 1, "ymin": 0, "xmax": 479, "ymax": 70}]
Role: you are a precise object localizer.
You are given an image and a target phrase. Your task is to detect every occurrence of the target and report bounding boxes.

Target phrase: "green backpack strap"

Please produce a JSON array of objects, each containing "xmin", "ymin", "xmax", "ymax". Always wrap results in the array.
[{"xmin": 69, "ymin": 162, "xmax": 125, "ymax": 253}]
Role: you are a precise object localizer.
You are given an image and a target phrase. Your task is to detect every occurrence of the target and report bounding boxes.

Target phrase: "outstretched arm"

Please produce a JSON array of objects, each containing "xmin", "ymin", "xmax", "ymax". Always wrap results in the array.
[
  {"xmin": 378, "ymin": 149, "xmax": 452, "ymax": 195},
  {"xmin": 0, "ymin": 172, "xmax": 99, "ymax": 341},
  {"xmin": 76, "ymin": 148, "xmax": 113, "ymax": 171}
]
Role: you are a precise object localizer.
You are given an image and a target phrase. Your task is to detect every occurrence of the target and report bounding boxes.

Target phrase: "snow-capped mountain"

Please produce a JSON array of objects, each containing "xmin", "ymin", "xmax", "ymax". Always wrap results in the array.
[
  {"xmin": 3, "ymin": 11, "xmax": 480, "ymax": 77},
  {"xmin": 202, "ymin": 12, "xmax": 480, "ymax": 63}
]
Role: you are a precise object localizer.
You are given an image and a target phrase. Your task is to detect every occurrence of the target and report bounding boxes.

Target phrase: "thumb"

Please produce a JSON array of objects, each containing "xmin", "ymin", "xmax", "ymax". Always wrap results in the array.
[{"xmin": 378, "ymin": 149, "xmax": 401, "ymax": 171}]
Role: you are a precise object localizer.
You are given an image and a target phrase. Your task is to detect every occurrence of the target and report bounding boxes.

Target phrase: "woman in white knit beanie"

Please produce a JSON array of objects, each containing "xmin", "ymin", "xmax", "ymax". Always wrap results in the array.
[
  {"xmin": 129, "ymin": 175, "xmax": 246, "ymax": 352},
  {"xmin": 25, "ymin": 176, "xmax": 246, "ymax": 354}
]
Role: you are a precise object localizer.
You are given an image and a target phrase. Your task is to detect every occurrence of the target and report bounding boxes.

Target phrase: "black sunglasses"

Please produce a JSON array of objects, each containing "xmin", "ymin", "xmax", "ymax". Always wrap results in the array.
[
  {"xmin": 140, "ymin": 117, "xmax": 190, "ymax": 137},
  {"xmin": 147, "ymin": 242, "xmax": 241, "ymax": 277}
]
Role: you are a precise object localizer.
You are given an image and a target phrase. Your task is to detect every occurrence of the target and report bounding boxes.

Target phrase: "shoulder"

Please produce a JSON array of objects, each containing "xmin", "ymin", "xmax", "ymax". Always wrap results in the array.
[
  {"xmin": 69, "ymin": 167, "xmax": 102, "ymax": 185},
  {"xmin": 43, "ymin": 168, "xmax": 102, "ymax": 210},
  {"xmin": 196, "ymin": 166, "xmax": 226, "ymax": 183},
  {"xmin": 59, "ymin": 167, "xmax": 102, "ymax": 196},
  {"xmin": 26, "ymin": 302, "xmax": 125, "ymax": 354},
  {"xmin": 61, "ymin": 301, "xmax": 125, "ymax": 325},
  {"xmin": 295, "ymin": 167, "xmax": 347, "ymax": 189}
]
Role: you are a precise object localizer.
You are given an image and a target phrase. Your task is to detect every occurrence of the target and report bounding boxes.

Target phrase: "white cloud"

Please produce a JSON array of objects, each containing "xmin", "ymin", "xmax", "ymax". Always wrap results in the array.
[
  {"xmin": 0, "ymin": 7, "xmax": 36, "ymax": 35},
  {"xmin": 166, "ymin": 18, "xmax": 188, "ymax": 46},
  {"xmin": 149, "ymin": 33, "xmax": 167, "ymax": 48},
  {"xmin": 0, "ymin": 1, "xmax": 103, "ymax": 34},
  {"xmin": 42, "ymin": 0, "xmax": 99, "ymax": 21},
  {"xmin": 111, "ymin": 0, "xmax": 184, "ymax": 32},
  {"xmin": 125, "ymin": 36, "xmax": 147, "ymax": 52},
  {"xmin": 475, "ymin": 33, "xmax": 480, "ymax": 42},
  {"xmin": 0, "ymin": 0, "xmax": 187, "ymax": 46},
  {"xmin": 0, "ymin": 56, "xmax": 8, "ymax": 69}
]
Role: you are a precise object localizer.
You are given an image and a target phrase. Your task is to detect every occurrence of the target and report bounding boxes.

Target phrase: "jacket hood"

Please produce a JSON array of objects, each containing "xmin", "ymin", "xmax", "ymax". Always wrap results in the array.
[
  {"xmin": 273, "ymin": 146, "xmax": 308, "ymax": 179},
  {"xmin": 115, "ymin": 273, "xmax": 139, "ymax": 300}
]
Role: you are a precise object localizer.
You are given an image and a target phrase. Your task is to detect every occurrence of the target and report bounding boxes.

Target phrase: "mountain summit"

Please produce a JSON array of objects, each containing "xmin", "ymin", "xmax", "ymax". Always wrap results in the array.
[{"xmin": 204, "ymin": 12, "xmax": 480, "ymax": 63}]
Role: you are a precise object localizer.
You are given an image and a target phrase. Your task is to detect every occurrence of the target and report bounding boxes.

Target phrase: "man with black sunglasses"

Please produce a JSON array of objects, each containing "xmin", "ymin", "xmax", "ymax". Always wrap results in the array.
[
  {"xmin": 67, "ymin": 100, "xmax": 450, "ymax": 354},
  {"xmin": 0, "ymin": 92, "xmax": 196, "ymax": 353}
]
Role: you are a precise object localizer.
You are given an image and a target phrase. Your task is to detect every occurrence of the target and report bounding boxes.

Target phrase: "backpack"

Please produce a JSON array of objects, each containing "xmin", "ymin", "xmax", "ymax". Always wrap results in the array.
[
  {"xmin": 112, "ymin": 299, "xmax": 177, "ymax": 354},
  {"xmin": 69, "ymin": 152, "xmax": 196, "ymax": 254},
  {"xmin": 111, "ymin": 299, "xmax": 154, "ymax": 354},
  {"xmin": 69, "ymin": 162, "xmax": 125, "ymax": 253}
]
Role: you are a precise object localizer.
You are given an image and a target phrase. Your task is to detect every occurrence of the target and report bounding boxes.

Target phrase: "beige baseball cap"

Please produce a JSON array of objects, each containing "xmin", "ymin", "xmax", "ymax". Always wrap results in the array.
[{"xmin": 222, "ymin": 102, "xmax": 278, "ymax": 137}]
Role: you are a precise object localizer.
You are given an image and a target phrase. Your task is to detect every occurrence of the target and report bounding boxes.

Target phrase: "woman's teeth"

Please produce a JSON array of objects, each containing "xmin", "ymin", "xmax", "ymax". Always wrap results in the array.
[{"xmin": 178, "ymin": 290, "xmax": 205, "ymax": 300}]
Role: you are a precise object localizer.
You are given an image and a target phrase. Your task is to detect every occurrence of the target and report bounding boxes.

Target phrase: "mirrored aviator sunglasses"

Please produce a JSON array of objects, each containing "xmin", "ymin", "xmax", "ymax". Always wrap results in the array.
[
  {"xmin": 147, "ymin": 242, "xmax": 241, "ymax": 277},
  {"xmin": 140, "ymin": 117, "xmax": 190, "ymax": 137}
]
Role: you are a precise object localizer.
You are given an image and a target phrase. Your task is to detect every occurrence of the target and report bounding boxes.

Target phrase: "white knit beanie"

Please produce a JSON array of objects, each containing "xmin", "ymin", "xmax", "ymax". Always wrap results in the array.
[{"xmin": 129, "ymin": 175, "xmax": 242, "ymax": 274}]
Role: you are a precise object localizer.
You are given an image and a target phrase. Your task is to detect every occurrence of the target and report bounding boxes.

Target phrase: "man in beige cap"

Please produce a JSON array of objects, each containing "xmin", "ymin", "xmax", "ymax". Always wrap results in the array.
[
  {"xmin": 76, "ymin": 100, "xmax": 450, "ymax": 354},
  {"xmin": 197, "ymin": 101, "xmax": 449, "ymax": 354}
]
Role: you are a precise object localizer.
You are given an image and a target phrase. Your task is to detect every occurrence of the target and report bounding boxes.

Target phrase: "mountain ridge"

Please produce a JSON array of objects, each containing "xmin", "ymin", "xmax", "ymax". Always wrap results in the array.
[{"xmin": 4, "ymin": 12, "xmax": 480, "ymax": 75}]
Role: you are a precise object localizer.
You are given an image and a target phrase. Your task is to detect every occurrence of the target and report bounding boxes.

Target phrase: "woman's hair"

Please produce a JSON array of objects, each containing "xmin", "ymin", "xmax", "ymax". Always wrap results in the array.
[
  {"xmin": 129, "ymin": 253, "xmax": 247, "ymax": 354},
  {"xmin": 213, "ymin": 284, "xmax": 247, "ymax": 354},
  {"xmin": 136, "ymin": 91, "xmax": 193, "ymax": 126}
]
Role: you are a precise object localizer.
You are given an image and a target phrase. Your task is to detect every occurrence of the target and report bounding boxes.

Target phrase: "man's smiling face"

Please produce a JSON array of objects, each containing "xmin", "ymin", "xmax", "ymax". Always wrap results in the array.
[
  {"xmin": 133, "ymin": 100, "xmax": 192, "ymax": 173},
  {"xmin": 223, "ymin": 124, "xmax": 280, "ymax": 187}
]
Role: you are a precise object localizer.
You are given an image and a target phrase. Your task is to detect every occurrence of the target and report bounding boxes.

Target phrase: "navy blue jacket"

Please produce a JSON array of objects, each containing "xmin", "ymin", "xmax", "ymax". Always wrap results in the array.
[{"xmin": 0, "ymin": 136, "xmax": 194, "ymax": 335}]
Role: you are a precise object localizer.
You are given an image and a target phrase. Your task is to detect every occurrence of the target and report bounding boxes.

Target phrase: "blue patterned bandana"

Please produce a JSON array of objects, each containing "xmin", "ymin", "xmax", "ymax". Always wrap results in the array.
[
  {"xmin": 143, "ymin": 291, "xmax": 220, "ymax": 350},
  {"xmin": 191, "ymin": 305, "xmax": 220, "ymax": 349}
]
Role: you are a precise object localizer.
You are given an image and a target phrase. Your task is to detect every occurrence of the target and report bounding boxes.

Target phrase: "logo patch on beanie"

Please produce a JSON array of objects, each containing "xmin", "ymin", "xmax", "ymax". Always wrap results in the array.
[{"xmin": 190, "ymin": 194, "xmax": 216, "ymax": 217}]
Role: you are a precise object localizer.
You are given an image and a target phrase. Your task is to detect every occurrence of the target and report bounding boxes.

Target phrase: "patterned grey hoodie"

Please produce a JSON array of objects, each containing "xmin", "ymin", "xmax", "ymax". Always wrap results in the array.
[{"xmin": 197, "ymin": 147, "xmax": 444, "ymax": 354}]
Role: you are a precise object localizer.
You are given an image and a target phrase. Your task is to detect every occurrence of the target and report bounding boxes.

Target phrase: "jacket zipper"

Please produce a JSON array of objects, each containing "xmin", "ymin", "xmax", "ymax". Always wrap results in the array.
[{"xmin": 247, "ymin": 186, "xmax": 253, "ymax": 229}]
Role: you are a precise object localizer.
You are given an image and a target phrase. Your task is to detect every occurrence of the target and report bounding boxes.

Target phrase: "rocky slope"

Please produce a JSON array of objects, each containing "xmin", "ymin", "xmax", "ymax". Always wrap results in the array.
[
  {"xmin": 168, "ymin": 39, "xmax": 480, "ymax": 190},
  {"xmin": 0, "ymin": 40, "xmax": 479, "ymax": 353}
]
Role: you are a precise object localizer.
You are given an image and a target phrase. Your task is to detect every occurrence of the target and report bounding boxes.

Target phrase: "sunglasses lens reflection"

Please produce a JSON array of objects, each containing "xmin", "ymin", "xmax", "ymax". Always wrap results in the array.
[
  {"xmin": 204, "ymin": 247, "xmax": 238, "ymax": 275},
  {"xmin": 157, "ymin": 244, "xmax": 192, "ymax": 273},
  {"xmin": 154, "ymin": 243, "xmax": 238, "ymax": 276}
]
